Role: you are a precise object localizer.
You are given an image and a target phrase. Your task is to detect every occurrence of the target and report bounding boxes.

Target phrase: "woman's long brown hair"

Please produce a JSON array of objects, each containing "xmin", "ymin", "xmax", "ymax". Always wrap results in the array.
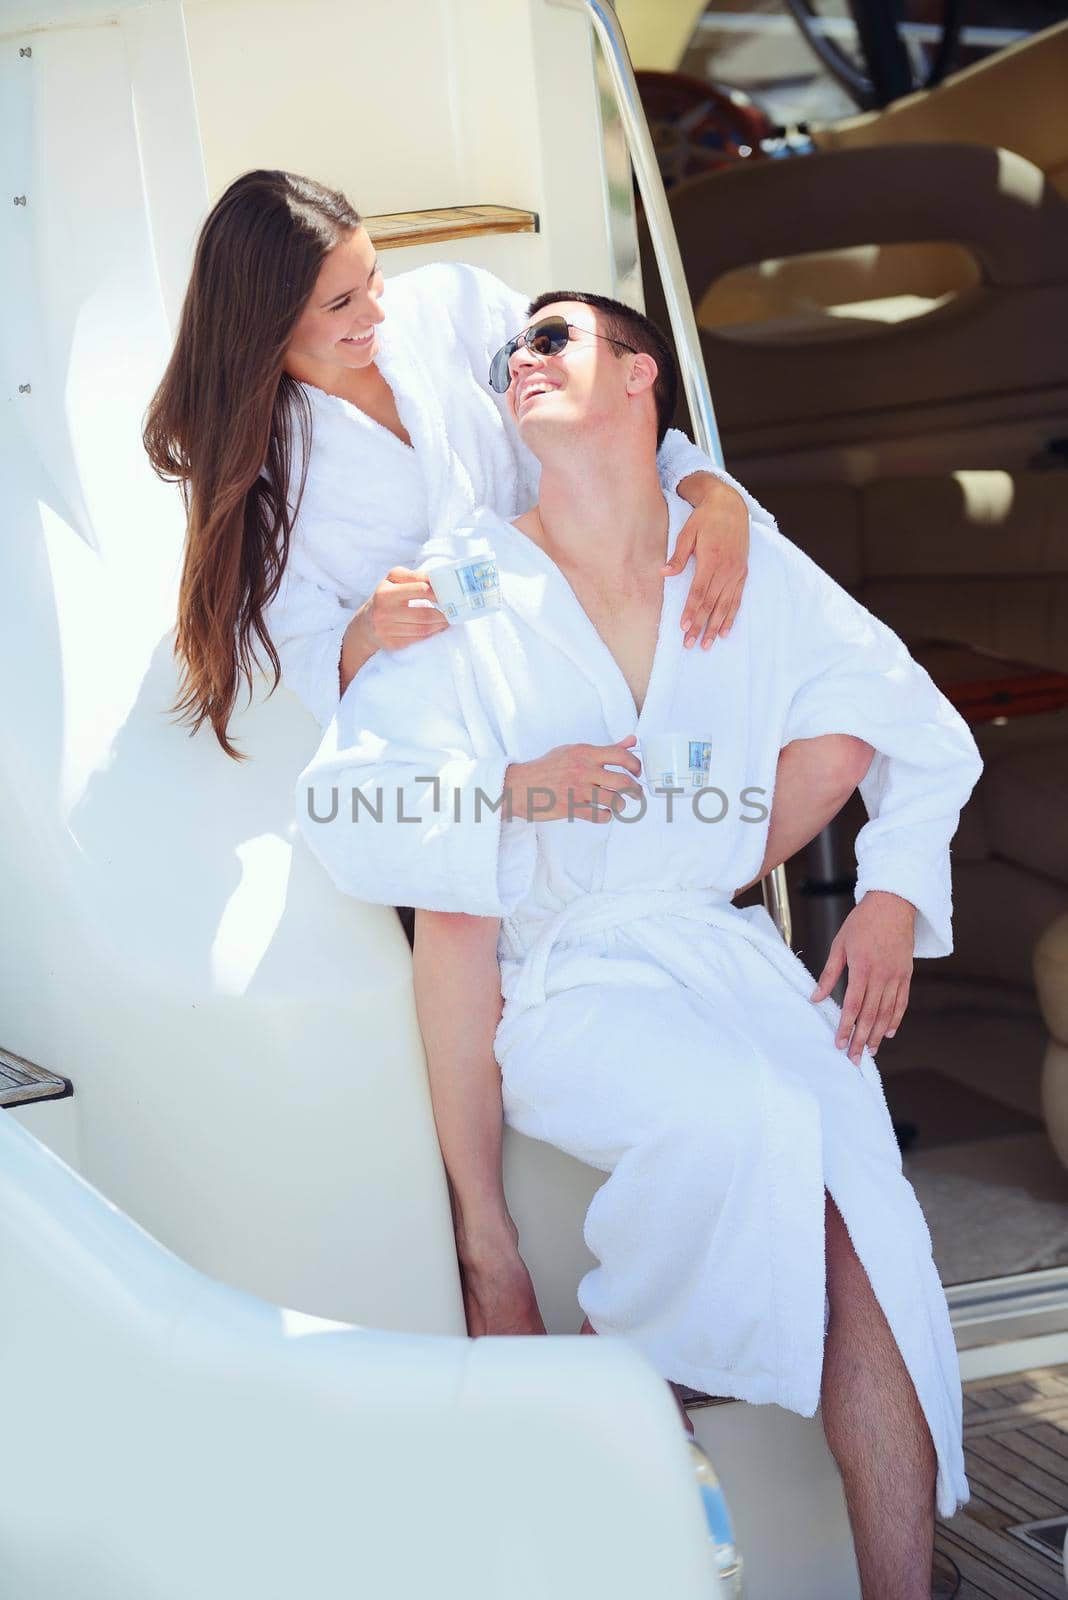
[{"xmin": 144, "ymin": 170, "xmax": 361, "ymax": 759}]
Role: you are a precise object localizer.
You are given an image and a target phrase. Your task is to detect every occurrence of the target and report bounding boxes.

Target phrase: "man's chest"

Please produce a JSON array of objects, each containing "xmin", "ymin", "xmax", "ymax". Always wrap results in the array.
[{"xmin": 566, "ymin": 578, "xmax": 664, "ymax": 719}]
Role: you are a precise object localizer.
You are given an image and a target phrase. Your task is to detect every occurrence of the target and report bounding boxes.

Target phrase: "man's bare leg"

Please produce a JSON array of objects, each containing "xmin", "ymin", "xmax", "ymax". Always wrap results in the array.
[
  {"xmin": 821, "ymin": 1190, "xmax": 936, "ymax": 1600},
  {"xmin": 413, "ymin": 910, "xmax": 545, "ymax": 1337}
]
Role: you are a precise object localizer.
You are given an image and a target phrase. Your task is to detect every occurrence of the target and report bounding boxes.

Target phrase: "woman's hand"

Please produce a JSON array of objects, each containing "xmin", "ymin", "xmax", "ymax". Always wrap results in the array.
[
  {"xmin": 503, "ymin": 736, "xmax": 644, "ymax": 823},
  {"xmin": 809, "ymin": 890, "xmax": 916, "ymax": 1065},
  {"xmin": 664, "ymin": 477, "xmax": 750, "ymax": 650},
  {"xmin": 358, "ymin": 566, "xmax": 451, "ymax": 653}
]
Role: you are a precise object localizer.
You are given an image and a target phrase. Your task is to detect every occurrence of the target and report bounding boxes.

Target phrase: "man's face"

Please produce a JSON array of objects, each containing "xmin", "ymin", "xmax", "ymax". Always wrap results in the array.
[{"xmin": 505, "ymin": 301, "xmax": 631, "ymax": 445}]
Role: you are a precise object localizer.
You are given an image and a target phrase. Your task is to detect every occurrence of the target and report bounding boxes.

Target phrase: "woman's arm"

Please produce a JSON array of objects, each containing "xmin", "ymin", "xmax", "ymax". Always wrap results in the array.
[{"xmin": 654, "ymin": 431, "xmax": 795, "ymax": 651}]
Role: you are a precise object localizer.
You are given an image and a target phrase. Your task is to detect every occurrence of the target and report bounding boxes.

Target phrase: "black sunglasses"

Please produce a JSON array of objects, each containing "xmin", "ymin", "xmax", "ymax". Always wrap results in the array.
[{"xmin": 488, "ymin": 315, "xmax": 638, "ymax": 395}]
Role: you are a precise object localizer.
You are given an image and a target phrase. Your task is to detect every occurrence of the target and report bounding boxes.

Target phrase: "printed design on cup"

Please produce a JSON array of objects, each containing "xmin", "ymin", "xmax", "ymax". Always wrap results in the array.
[
  {"xmin": 427, "ymin": 554, "xmax": 502, "ymax": 625},
  {"xmin": 641, "ymin": 734, "xmax": 714, "ymax": 791}
]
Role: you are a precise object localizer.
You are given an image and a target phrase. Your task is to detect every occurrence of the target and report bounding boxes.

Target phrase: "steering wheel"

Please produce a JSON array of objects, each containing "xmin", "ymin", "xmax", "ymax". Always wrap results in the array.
[
  {"xmin": 783, "ymin": 0, "xmax": 964, "ymax": 111},
  {"xmin": 635, "ymin": 70, "xmax": 776, "ymax": 189}
]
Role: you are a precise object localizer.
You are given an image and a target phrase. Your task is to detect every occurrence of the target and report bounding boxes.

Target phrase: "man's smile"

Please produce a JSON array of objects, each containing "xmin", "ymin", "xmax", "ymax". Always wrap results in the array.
[{"xmin": 515, "ymin": 375, "xmax": 560, "ymax": 413}]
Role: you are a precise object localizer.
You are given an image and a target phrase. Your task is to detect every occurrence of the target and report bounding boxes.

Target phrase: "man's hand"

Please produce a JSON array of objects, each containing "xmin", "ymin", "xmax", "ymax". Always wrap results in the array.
[
  {"xmin": 664, "ymin": 475, "xmax": 749, "ymax": 650},
  {"xmin": 503, "ymin": 737, "xmax": 643, "ymax": 822},
  {"xmin": 809, "ymin": 890, "xmax": 916, "ymax": 1066}
]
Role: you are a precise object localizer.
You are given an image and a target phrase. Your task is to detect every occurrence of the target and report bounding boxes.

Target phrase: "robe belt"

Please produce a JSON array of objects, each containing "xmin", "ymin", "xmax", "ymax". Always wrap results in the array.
[{"xmin": 501, "ymin": 887, "xmax": 735, "ymax": 1016}]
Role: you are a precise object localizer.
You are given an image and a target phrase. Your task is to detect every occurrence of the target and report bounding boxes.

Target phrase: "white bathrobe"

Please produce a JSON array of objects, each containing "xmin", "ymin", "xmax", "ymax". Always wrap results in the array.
[
  {"xmin": 261, "ymin": 260, "xmax": 758, "ymax": 729},
  {"xmin": 297, "ymin": 488, "xmax": 984, "ymax": 1519}
]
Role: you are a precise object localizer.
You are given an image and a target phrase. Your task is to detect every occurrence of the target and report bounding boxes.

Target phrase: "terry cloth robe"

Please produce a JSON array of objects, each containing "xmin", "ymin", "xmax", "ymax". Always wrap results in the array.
[
  {"xmin": 260, "ymin": 259, "xmax": 761, "ymax": 730},
  {"xmin": 296, "ymin": 490, "xmax": 984, "ymax": 1520}
]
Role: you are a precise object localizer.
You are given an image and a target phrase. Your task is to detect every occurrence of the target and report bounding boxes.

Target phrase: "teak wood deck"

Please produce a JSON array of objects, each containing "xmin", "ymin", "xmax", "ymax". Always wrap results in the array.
[{"xmin": 934, "ymin": 1363, "xmax": 1068, "ymax": 1598}]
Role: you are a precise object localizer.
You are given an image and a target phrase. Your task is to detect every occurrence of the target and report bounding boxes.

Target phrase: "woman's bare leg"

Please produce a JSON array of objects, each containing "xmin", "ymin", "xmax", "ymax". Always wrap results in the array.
[{"xmin": 412, "ymin": 909, "xmax": 545, "ymax": 1337}]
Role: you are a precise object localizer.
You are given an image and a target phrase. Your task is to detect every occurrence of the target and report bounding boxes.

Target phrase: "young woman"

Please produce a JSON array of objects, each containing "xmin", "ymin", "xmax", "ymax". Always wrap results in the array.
[{"xmin": 143, "ymin": 169, "xmax": 806, "ymax": 1340}]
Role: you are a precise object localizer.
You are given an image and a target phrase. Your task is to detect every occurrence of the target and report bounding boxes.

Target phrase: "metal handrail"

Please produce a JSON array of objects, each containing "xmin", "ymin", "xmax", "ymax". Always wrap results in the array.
[{"xmin": 546, "ymin": 0, "xmax": 792, "ymax": 947}]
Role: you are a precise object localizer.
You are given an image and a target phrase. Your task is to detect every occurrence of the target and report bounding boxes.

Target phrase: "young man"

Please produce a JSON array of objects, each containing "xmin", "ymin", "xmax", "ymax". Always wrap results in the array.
[{"xmin": 297, "ymin": 291, "xmax": 983, "ymax": 1594}]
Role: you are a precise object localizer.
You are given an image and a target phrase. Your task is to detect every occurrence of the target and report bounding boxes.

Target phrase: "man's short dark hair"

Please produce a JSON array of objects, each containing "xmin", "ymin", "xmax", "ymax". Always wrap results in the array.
[{"xmin": 526, "ymin": 289, "xmax": 678, "ymax": 447}]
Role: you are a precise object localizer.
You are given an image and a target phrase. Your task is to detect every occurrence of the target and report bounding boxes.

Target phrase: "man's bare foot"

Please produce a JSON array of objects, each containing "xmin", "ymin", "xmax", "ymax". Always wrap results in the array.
[
  {"xmin": 458, "ymin": 1251, "xmax": 547, "ymax": 1336},
  {"xmin": 579, "ymin": 1316, "xmax": 695, "ymax": 1436}
]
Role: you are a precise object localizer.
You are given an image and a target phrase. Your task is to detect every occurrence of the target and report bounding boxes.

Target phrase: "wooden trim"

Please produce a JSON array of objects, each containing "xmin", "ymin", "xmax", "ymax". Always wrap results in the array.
[
  {"xmin": 365, "ymin": 205, "xmax": 539, "ymax": 250},
  {"xmin": 0, "ymin": 1047, "xmax": 71, "ymax": 1108}
]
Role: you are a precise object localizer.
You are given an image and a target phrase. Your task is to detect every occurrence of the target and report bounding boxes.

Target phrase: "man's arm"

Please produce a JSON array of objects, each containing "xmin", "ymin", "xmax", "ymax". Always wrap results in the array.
[{"xmin": 777, "ymin": 534, "xmax": 984, "ymax": 960}]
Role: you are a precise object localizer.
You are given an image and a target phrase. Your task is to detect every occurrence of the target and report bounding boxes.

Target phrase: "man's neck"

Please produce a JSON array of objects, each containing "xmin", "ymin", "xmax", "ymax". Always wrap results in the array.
[{"xmin": 528, "ymin": 448, "xmax": 667, "ymax": 576}]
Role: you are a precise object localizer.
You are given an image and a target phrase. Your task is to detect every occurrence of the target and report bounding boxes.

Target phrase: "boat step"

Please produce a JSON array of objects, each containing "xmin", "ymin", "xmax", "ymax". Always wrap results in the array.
[
  {"xmin": 366, "ymin": 204, "xmax": 538, "ymax": 250},
  {"xmin": 0, "ymin": 1047, "xmax": 71, "ymax": 1108}
]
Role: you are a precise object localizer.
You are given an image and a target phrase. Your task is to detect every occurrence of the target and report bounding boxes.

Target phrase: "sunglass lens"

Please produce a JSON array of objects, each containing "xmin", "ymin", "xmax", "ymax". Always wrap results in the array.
[
  {"xmin": 529, "ymin": 318, "xmax": 569, "ymax": 357},
  {"xmin": 489, "ymin": 342, "xmax": 514, "ymax": 394}
]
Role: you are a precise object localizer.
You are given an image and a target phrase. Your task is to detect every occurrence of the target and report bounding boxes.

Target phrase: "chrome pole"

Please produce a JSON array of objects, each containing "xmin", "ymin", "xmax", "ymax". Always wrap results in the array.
[
  {"xmin": 546, "ymin": 0, "xmax": 723, "ymax": 466},
  {"xmin": 546, "ymin": 0, "xmax": 792, "ymax": 946}
]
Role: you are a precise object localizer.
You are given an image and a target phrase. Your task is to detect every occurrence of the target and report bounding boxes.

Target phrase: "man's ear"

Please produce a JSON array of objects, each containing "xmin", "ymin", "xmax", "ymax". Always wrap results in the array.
[{"xmin": 625, "ymin": 351, "xmax": 658, "ymax": 398}]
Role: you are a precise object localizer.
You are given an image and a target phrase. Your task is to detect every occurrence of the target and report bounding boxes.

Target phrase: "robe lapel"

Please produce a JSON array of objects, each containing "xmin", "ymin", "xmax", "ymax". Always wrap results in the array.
[{"xmin": 375, "ymin": 316, "xmax": 478, "ymax": 538}]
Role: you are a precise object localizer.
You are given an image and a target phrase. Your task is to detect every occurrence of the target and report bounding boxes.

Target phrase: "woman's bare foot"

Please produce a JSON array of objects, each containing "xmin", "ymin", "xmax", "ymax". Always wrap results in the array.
[{"xmin": 579, "ymin": 1315, "xmax": 695, "ymax": 1436}]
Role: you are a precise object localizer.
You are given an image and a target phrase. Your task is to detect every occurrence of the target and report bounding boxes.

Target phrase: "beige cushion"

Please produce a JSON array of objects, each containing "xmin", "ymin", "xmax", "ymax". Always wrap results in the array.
[
  {"xmin": 752, "ymin": 483, "xmax": 863, "ymax": 590},
  {"xmin": 862, "ymin": 471, "xmax": 1068, "ymax": 579},
  {"xmin": 983, "ymin": 743, "xmax": 1068, "ymax": 887},
  {"xmin": 864, "ymin": 576, "xmax": 1068, "ymax": 674},
  {"xmin": 1036, "ymin": 913, "xmax": 1068, "ymax": 1042},
  {"xmin": 948, "ymin": 861, "xmax": 1068, "ymax": 986}
]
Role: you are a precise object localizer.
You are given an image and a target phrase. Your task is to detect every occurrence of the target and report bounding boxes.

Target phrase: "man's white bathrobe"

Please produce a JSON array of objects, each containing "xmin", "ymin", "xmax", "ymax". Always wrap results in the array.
[
  {"xmin": 297, "ymin": 491, "xmax": 983, "ymax": 1519},
  {"xmin": 261, "ymin": 260, "xmax": 739, "ymax": 729}
]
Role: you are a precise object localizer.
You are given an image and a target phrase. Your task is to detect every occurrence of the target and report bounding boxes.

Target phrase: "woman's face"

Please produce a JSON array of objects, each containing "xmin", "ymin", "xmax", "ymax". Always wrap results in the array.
[{"xmin": 284, "ymin": 226, "xmax": 385, "ymax": 377}]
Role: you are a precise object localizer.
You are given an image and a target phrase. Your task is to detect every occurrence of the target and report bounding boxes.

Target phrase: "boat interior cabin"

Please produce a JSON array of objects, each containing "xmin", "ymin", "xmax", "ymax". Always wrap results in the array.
[{"xmin": 2, "ymin": 2, "xmax": 1068, "ymax": 1596}]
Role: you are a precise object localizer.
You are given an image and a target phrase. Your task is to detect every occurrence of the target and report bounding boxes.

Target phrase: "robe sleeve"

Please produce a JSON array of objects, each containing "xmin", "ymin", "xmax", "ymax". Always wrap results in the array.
[
  {"xmin": 261, "ymin": 556, "xmax": 360, "ymax": 731},
  {"xmin": 775, "ymin": 534, "xmax": 984, "ymax": 959},
  {"xmin": 296, "ymin": 629, "xmax": 538, "ymax": 916},
  {"xmin": 655, "ymin": 429, "xmax": 782, "ymax": 527}
]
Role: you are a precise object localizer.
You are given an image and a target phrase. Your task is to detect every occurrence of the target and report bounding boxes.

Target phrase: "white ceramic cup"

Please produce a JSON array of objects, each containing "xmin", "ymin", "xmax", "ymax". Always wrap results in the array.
[
  {"xmin": 639, "ymin": 734, "xmax": 714, "ymax": 791},
  {"xmin": 422, "ymin": 553, "xmax": 502, "ymax": 624}
]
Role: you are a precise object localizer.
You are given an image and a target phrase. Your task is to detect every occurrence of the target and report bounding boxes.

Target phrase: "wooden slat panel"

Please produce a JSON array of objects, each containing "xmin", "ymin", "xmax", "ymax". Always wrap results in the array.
[
  {"xmin": 1027, "ymin": 1420, "xmax": 1068, "ymax": 1463},
  {"xmin": 938, "ymin": 1510, "xmax": 1064, "ymax": 1598},
  {"xmin": 963, "ymin": 1450, "xmax": 1063, "ymax": 1520},
  {"xmin": 932, "ymin": 1363, "xmax": 1068, "ymax": 1599},
  {"xmin": 970, "ymin": 1436, "xmax": 1068, "ymax": 1506},
  {"xmin": 988, "ymin": 1427, "xmax": 1068, "ymax": 1482},
  {"xmin": 365, "ymin": 205, "xmax": 538, "ymax": 250},
  {"xmin": 937, "ymin": 1526, "xmax": 1052, "ymax": 1600},
  {"xmin": 965, "ymin": 1400, "xmax": 1068, "ymax": 1437}
]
